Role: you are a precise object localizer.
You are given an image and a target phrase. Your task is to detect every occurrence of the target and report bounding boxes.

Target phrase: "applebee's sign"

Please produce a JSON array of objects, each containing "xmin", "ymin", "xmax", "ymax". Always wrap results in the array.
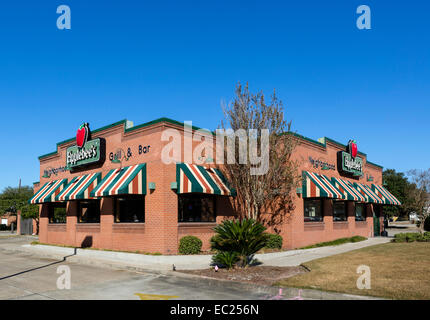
[
  {"xmin": 66, "ymin": 123, "xmax": 102, "ymax": 168},
  {"xmin": 337, "ymin": 140, "xmax": 363, "ymax": 177}
]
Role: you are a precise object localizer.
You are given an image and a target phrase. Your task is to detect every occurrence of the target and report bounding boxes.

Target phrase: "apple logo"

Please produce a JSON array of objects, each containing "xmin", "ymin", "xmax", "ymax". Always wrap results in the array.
[
  {"xmin": 348, "ymin": 139, "xmax": 358, "ymax": 158},
  {"xmin": 76, "ymin": 123, "xmax": 89, "ymax": 148}
]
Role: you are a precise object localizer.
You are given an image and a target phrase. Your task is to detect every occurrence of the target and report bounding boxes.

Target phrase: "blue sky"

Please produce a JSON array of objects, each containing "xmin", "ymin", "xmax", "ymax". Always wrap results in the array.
[{"xmin": 0, "ymin": 0, "xmax": 429, "ymax": 191}]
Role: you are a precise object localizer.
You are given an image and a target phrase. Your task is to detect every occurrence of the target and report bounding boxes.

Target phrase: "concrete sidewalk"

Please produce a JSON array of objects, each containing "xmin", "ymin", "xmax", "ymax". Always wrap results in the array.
[{"xmin": 1, "ymin": 236, "xmax": 391, "ymax": 271}]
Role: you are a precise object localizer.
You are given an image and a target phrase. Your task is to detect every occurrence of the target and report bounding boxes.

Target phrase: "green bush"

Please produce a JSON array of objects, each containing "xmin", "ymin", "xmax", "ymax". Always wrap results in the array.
[
  {"xmin": 392, "ymin": 232, "xmax": 430, "ymax": 243},
  {"xmin": 211, "ymin": 218, "xmax": 268, "ymax": 268},
  {"xmin": 212, "ymin": 251, "xmax": 239, "ymax": 269},
  {"xmin": 265, "ymin": 233, "xmax": 283, "ymax": 249},
  {"xmin": 350, "ymin": 236, "xmax": 367, "ymax": 243},
  {"xmin": 178, "ymin": 236, "xmax": 202, "ymax": 255}
]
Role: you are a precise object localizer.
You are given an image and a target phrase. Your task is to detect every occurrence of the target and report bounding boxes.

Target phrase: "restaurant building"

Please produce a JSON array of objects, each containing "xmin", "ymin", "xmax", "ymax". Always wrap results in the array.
[{"xmin": 30, "ymin": 118, "xmax": 401, "ymax": 254}]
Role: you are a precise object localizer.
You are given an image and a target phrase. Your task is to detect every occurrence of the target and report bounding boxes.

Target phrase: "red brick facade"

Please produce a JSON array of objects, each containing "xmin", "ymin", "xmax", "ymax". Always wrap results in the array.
[{"xmin": 34, "ymin": 118, "xmax": 384, "ymax": 254}]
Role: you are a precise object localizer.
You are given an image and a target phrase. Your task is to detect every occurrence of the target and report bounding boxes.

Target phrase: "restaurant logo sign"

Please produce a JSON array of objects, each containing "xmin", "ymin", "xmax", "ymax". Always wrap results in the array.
[
  {"xmin": 66, "ymin": 123, "xmax": 103, "ymax": 169},
  {"xmin": 338, "ymin": 139, "xmax": 363, "ymax": 177}
]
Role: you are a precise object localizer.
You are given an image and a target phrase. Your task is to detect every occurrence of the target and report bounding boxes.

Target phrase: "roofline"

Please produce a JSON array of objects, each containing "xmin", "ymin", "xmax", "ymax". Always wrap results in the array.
[
  {"xmin": 38, "ymin": 117, "xmax": 384, "ymax": 170},
  {"xmin": 290, "ymin": 133, "xmax": 383, "ymax": 169},
  {"xmin": 38, "ymin": 117, "xmax": 210, "ymax": 160}
]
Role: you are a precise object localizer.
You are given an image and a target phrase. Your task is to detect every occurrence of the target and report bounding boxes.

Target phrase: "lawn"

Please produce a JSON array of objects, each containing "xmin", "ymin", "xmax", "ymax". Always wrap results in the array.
[{"xmin": 276, "ymin": 242, "xmax": 430, "ymax": 300}]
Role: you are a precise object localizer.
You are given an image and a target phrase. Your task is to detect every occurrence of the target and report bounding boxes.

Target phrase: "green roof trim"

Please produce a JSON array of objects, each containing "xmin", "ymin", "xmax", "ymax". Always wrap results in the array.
[
  {"xmin": 33, "ymin": 181, "xmax": 40, "ymax": 185},
  {"xmin": 38, "ymin": 117, "xmax": 213, "ymax": 160},
  {"xmin": 290, "ymin": 133, "xmax": 382, "ymax": 169},
  {"xmin": 38, "ymin": 117, "xmax": 383, "ymax": 170},
  {"xmin": 366, "ymin": 161, "xmax": 383, "ymax": 169}
]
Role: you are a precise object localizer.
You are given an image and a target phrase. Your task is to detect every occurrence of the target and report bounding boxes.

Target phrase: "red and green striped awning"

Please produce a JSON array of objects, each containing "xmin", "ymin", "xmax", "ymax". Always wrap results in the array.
[
  {"xmin": 302, "ymin": 171, "xmax": 344, "ymax": 199},
  {"xmin": 56, "ymin": 173, "xmax": 101, "ymax": 201},
  {"xmin": 332, "ymin": 177, "xmax": 366, "ymax": 202},
  {"xmin": 372, "ymin": 184, "xmax": 402, "ymax": 205},
  {"xmin": 29, "ymin": 179, "xmax": 68, "ymax": 204},
  {"xmin": 90, "ymin": 164, "xmax": 147, "ymax": 197},
  {"xmin": 353, "ymin": 183, "xmax": 384, "ymax": 204},
  {"xmin": 176, "ymin": 163, "xmax": 235, "ymax": 196}
]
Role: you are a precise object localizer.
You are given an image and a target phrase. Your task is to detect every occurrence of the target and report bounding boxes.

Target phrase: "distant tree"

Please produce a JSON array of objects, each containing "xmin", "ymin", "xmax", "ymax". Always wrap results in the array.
[
  {"xmin": 0, "ymin": 186, "xmax": 39, "ymax": 234},
  {"xmin": 407, "ymin": 169, "xmax": 430, "ymax": 234},
  {"xmin": 382, "ymin": 169, "xmax": 410, "ymax": 218},
  {"xmin": 218, "ymin": 83, "xmax": 299, "ymax": 227}
]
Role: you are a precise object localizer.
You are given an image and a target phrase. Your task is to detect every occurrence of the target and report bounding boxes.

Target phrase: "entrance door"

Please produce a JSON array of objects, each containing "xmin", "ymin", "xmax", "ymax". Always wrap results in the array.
[{"xmin": 373, "ymin": 206, "xmax": 381, "ymax": 236}]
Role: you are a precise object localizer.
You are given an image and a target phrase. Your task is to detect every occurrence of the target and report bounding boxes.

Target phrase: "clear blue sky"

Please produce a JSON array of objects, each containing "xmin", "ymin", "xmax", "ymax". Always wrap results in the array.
[{"xmin": 0, "ymin": 0, "xmax": 429, "ymax": 191}]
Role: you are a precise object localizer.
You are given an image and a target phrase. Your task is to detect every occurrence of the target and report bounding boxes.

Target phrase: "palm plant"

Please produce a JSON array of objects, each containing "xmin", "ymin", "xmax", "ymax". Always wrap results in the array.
[{"xmin": 211, "ymin": 219, "xmax": 268, "ymax": 268}]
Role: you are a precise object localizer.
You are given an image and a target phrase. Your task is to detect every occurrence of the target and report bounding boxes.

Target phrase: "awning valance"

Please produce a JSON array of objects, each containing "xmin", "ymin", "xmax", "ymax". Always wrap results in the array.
[
  {"xmin": 331, "ymin": 177, "xmax": 366, "ymax": 202},
  {"xmin": 353, "ymin": 183, "xmax": 384, "ymax": 204},
  {"xmin": 372, "ymin": 184, "xmax": 402, "ymax": 206},
  {"xmin": 90, "ymin": 164, "xmax": 146, "ymax": 197},
  {"xmin": 176, "ymin": 163, "xmax": 235, "ymax": 196},
  {"xmin": 29, "ymin": 179, "xmax": 68, "ymax": 204},
  {"xmin": 302, "ymin": 171, "xmax": 344, "ymax": 199},
  {"xmin": 57, "ymin": 173, "xmax": 101, "ymax": 201}
]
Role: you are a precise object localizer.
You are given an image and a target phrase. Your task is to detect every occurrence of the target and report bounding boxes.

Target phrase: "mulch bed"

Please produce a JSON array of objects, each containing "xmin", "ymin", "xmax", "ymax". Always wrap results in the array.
[{"xmin": 179, "ymin": 266, "xmax": 308, "ymax": 286}]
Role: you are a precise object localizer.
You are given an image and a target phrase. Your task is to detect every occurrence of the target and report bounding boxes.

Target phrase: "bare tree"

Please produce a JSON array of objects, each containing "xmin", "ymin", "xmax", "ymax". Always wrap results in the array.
[
  {"xmin": 218, "ymin": 83, "xmax": 299, "ymax": 228},
  {"xmin": 407, "ymin": 169, "xmax": 430, "ymax": 234}
]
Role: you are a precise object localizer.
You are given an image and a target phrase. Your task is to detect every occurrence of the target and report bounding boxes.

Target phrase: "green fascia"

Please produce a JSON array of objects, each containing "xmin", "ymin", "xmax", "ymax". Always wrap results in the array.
[
  {"xmin": 287, "ymin": 132, "xmax": 383, "ymax": 169},
  {"xmin": 38, "ymin": 117, "xmax": 384, "ymax": 170},
  {"xmin": 38, "ymin": 117, "xmax": 214, "ymax": 161}
]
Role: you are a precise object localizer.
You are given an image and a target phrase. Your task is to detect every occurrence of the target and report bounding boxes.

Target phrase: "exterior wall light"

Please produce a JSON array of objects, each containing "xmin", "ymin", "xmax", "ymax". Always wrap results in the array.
[{"xmin": 148, "ymin": 182, "xmax": 156, "ymax": 190}]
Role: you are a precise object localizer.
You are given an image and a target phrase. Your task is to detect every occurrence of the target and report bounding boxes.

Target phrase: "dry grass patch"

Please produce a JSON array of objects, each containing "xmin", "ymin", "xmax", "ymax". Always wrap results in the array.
[{"xmin": 276, "ymin": 242, "xmax": 430, "ymax": 300}]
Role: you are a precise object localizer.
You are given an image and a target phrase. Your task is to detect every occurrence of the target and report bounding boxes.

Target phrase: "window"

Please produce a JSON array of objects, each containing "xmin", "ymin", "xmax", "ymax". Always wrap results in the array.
[
  {"xmin": 114, "ymin": 195, "xmax": 145, "ymax": 223},
  {"xmin": 333, "ymin": 201, "xmax": 347, "ymax": 221},
  {"xmin": 355, "ymin": 203, "xmax": 365, "ymax": 221},
  {"xmin": 48, "ymin": 203, "xmax": 67, "ymax": 224},
  {"xmin": 78, "ymin": 200, "xmax": 100, "ymax": 223},
  {"xmin": 304, "ymin": 199, "xmax": 323, "ymax": 222},
  {"xmin": 178, "ymin": 194, "xmax": 216, "ymax": 222}
]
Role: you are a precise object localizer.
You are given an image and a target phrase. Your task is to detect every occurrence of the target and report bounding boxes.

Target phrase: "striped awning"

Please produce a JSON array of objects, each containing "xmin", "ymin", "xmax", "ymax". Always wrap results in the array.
[
  {"xmin": 176, "ymin": 163, "xmax": 235, "ymax": 196},
  {"xmin": 29, "ymin": 179, "xmax": 68, "ymax": 204},
  {"xmin": 331, "ymin": 177, "xmax": 366, "ymax": 202},
  {"xmin": 302, "ymin": 171, "xmax": 344, "ymax": 199},
  {"xmin": 372, "ymin": 184, "xmax": 402, "ymax": 205},
  {"xmin": 90, "ymin": 164, "xmax": 146, "ymax": 197},
  {"xmin": 56, "ymin": 173, "xmax": 101, "ymax": 201},
  {"xmin": 353, "ymin": 183, "xmax": 384, "ymax": 204}
]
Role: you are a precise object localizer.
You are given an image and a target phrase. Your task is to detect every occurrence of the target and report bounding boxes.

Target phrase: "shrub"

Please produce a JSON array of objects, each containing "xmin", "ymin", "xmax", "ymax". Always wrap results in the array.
[
  {"xmin": 178, "ymin": 236, "xmax": 202, "ymax": 255},
  {"xmin": 212, "ymin": 251, "xmax": 239, "ymax": 269},
  {"xmin": 350, "ymin": 236, "xmax": 367, "ymax": 243},
  {"xmin": 211, "ymin": 218, "xmax": 268, "ymax": 268},
  {"xmin": 392, "ymin": 232, "xmax": 430, "ymax": 243},
  {"xmin": 265, "ymin": 233, "xmax": 283, "ymax": 249}
]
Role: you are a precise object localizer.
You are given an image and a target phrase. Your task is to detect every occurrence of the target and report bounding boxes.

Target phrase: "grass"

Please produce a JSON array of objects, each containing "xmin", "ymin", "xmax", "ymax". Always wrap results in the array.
[
  {"xmin": 30, "ymin": 241, "xmax": 162, "ymax": 255},
  {"xmin": 276, "ymin": 242, "xmax": 430, "ymax": 300},
  {"xmin": 299, "ymin": 236, "xmax": 367, "ymax": 249}
]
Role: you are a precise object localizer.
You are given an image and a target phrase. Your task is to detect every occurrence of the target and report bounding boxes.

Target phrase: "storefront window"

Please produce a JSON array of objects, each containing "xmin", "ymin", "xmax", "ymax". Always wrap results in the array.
[
  {"xmin": 114, "ymin": 195, "xmax": 145, "ymax": 223},
  {"xmin": 178, "ymin": 194, "xmax": 216, "ymax": 222},
  {"xmin": 355, "ymin": 203, "xmax": 365, "ymax": 221},
  {"xmin": 304, "ymin": 199, "xmax": 323, "ymax": 222},
  {"xmin": 333, "ymin": 201, "xmax": 347, "ymax": 221},
  {"xmin": 78, "ymin": 200, "xmax": 100, "ymax": 223},
  {"xmin": 48, "ymin": 203, "xmax": 67, "ymax": 224}
]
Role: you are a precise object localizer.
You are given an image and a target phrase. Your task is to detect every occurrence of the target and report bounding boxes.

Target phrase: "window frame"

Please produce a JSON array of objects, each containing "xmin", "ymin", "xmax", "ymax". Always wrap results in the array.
[
  {"xmin": 48, "ymin": 202, "xmax": 67, "ymax": 224},
  {"xmin": 77, "ymin": 199, "xmax": 101, "ymax": 223},
  {"xmin": 304, "ymin": 199, "xmax": 324, "ymax": 223},
  {"xmin": 178, "ymin": 193, "xmax": 216, "ymax": 223},
  {"xmin": 333, "ymin": 201, "xmax": 347, "ymax": 222},
  {"xmin": 355, "ymin": 203, "xmax": 366, "ymax": 221},
  {"xmin": 114, "ymin": 195, "xmax": 145, "ymax": 223}
]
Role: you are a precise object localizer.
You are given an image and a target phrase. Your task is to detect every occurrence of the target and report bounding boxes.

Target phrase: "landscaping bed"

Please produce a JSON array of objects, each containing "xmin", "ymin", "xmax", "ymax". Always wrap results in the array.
[{"xmin": 180, "ymin": 266, "xmax": 308, "ymax": 286}]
